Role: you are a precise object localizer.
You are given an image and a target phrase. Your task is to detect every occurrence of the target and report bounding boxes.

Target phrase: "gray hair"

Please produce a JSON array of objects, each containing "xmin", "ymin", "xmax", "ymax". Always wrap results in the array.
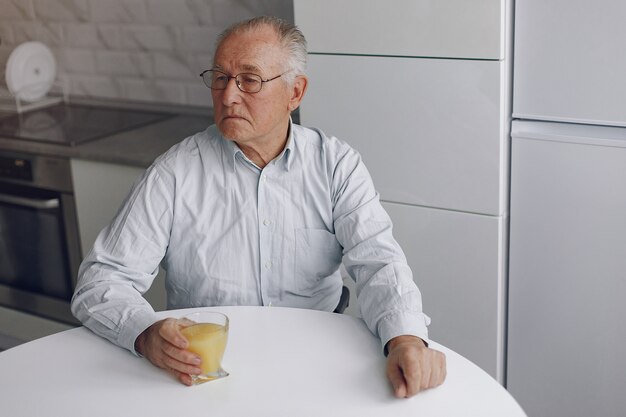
[{"xmin": 214, "ymin": 16, "xmax": 308, "ymax": 85}]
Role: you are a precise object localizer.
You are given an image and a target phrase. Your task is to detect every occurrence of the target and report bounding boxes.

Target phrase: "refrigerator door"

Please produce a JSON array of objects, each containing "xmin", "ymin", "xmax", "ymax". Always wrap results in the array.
[
  {"xmin": 513, "ymin": 0, "xmax": 626, "ymax": 126},
  {"xmin": 507, "ymin": 120, "xmax": 626, "ymax": 417},
  {"xmin": 301, "ymin": 54, "xmax": 507, "ymax": 216}
]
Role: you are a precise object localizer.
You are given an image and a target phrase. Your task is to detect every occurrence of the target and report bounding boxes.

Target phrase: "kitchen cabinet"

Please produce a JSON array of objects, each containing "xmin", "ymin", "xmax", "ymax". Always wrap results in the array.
[
  {"xmin": 295, "ymin": 0, "xmax": 512, "ymax": 382},
  {"xmin": 295, "ymin": 0, "xmax": 505, "ymax": 59},
  {"xmin": 71, "ymin": 158, "xmax": 166, "ymax": 311},
  {"xmin": 383, "ymin": 202, "xmax": 506, "ymax": 379},
  {"xmin": 0, "ymin": 306, "xmax": 74, "ymax": 350},
  {"xmin": 304, "ymin": 54, "xmax": 506, "ymax": 215},
  {"xmin": 71, "ymin": 159, "xmax": 143, "ymax": 257}
]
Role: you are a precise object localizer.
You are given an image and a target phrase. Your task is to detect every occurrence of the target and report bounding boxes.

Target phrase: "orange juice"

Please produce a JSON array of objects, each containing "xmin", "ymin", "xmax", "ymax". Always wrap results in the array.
[{"xmin": 181, "ymin": 323, "xmax": 228, "ymax": 376}]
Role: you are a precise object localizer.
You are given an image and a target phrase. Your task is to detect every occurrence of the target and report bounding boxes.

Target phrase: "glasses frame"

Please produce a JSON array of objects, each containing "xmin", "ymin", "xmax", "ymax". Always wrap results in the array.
[{"xmin": 200, "ymin": 69, "xmax": 286, "ymax": 94}]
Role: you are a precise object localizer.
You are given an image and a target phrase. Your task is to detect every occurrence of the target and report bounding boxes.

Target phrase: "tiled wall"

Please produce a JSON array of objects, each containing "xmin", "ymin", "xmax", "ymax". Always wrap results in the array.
[{"xmin": 0, "ymin": 0, "xmax": 293, "ymax": 108}]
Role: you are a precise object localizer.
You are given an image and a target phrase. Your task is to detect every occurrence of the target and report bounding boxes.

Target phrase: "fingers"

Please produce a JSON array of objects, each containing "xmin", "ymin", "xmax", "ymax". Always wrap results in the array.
[
  {"xmin": 386, "ymin": 338, "xmax": 447, "ymax": 398},
  {"xmin": 400, "ymin": 354, "xmax": 422, "ymax": 397},
  {"xmin": 428, "ymin": 350, "xmax": 447, "ymax": 388},
  {"xmin": 138, "ymin": 318, "xmax": 203, "ymax": 385},
  {"xmin": 159, "ymin": 318, "xmax": 189, "ymax": 350},
  {"xmin": 402, "ymin": 356, "xmax": 423, "ymax": 398},
  {"xmin": 160, "ymin": 365, "xmax": 195, "ymax": 386},
  {"xmin": 160, "ymin": 344, "xmax": 202, "ymax": 387},
  {"xmin": 178, "ymin": 373, "xmax": 193, "ymax": 386},
  {"xmin": 412, "ymin": 348, "xmax": 446, "ymax": 393},
  {"xmin": 386, "ymin": 359, "xmax": 408, "ymax": 398},
  {"xmin": 160, "ymin": 341, "xmax": 202, "ymax": 374},
  {"xmin": 159, "ymin": 320, "xmax": 202, "ymax": 374}
]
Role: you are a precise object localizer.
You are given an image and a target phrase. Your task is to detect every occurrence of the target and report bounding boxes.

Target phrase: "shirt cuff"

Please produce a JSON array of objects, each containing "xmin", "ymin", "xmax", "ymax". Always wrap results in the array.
[
  {"xmin": 118, "ymin": 309, "xmax": 159, "ymax": 356},
  {"xmin": 377, "ymin": 311, "xmax": 431, "ymax": 354}
]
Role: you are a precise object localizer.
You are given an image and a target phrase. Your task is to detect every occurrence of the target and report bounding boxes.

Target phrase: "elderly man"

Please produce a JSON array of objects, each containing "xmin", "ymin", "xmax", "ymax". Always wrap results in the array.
[{"xmin": 71, "ymin": 16, "xmax": 446, "ymax": 398}]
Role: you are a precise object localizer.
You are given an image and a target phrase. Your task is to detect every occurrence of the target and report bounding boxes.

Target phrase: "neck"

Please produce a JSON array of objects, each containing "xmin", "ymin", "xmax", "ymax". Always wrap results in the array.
[
  {"xmin": 236, "ymin": 122, "xmax": 290, "ymax": 169},
  {"xmin": 237, "ymin": 141, "xmax": 284, "ymax": 168}
]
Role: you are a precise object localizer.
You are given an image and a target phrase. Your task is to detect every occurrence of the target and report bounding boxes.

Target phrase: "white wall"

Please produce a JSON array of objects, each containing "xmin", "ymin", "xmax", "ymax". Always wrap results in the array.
[{"xmin": 0, "ymin": 0, "xmax": 292, "ymax": 107}]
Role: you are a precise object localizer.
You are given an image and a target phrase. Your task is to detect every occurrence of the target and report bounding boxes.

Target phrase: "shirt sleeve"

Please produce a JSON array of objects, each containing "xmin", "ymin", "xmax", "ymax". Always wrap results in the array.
[
  {"xmin": 71, "ymin": 161, "xmax": 175, "ymax": 354},
  {"xmin": 330, "ymin": 142, "xmax": 431, "ymax": 350}
]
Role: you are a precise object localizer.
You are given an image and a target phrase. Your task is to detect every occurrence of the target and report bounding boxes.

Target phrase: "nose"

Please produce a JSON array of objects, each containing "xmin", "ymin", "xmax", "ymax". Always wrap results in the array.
[{"xmin": 220, "ymin": 76, "xmax": 243, "ymax": 105}]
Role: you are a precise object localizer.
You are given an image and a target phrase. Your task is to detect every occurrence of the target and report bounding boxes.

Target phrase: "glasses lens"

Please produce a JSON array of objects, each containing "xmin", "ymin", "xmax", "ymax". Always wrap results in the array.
[
  {"xmin": 201, "ymin": 71, "xmax": 211, "ymax": 89},
  {"xmin": 201, "ymin": 70, "xmax": 265, "ymax": 93},
  {"xmin": 236, "ymin": 73, "xmax": 262, "ymax": 93},
  {"xmin": 203, "ymin": 70, "xmax": 228, "ymax": 90}
]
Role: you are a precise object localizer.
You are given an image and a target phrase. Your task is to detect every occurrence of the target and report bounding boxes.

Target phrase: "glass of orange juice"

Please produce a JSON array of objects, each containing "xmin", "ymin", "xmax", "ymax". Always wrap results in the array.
[{"xmin": 181, "ymin": 311, "xmax": 229, "ymax": 385}]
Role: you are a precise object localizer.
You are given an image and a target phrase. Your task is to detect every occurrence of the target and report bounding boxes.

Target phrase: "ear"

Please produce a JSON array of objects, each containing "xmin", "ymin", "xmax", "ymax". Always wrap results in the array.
[{"xmin": 288, "ymin": 75, "xmax": 308, "ymax": 112}]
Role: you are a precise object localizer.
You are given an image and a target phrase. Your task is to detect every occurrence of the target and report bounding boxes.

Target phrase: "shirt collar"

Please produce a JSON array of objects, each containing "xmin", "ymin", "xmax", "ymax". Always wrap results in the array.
[
  {"xmin": 222, "ymin": 134, "xmax": 241, "ymax": 173},
  {"xmin": 274, "ymin": 118, "xmax": 295, "ymax": 172},
  {"xmin": 222, "ymin": 118, "xmax": 295, "ymax": 173}
]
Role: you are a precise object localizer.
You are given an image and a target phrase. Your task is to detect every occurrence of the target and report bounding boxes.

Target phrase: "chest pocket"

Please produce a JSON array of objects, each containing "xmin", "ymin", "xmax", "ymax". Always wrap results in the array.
[{"xmin": 294, "ymin": 228, "xmax": 343, "ymax": 292}]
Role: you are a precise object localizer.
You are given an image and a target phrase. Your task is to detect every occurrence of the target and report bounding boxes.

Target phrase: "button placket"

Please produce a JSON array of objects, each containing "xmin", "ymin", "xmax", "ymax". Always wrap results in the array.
[{"xmin": 257, "ymin": 169, "xmax": 274, "ymax": 305}]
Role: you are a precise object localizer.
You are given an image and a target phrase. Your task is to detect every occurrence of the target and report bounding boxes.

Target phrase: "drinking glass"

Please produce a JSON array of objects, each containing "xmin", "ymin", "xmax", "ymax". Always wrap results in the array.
[{"xmin": 181, "ymin": 311, "xmax": 229, "ymax": 384}]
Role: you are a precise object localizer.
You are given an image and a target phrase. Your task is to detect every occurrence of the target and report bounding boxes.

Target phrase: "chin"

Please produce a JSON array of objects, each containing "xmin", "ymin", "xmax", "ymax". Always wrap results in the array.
[
  {"xmin": 218, "ymin": 119, "xmax": 248, "ymax": 140},
  {"xmin": 217, "ymin": 124, "xmax": 238, "ymax": 140},
  {"xmin": 219, "ymin": 131, "xmax": 237, "ymax": 142},
  {"xmin": 217, "ymin": 125, "xmax": 241, "ymax": 142}
]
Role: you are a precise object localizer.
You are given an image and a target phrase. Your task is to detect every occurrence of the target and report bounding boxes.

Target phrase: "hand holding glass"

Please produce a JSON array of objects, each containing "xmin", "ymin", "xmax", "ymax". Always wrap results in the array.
[{"xmin": 181, "ymin": 311, "xmax": 229, "ymax": 384}]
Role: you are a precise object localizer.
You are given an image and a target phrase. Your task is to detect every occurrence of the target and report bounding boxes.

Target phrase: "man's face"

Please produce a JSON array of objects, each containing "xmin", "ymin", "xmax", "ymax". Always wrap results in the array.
[{"xmin": 211, "ymin": 26, "xmax": 299, "ymax": 149}]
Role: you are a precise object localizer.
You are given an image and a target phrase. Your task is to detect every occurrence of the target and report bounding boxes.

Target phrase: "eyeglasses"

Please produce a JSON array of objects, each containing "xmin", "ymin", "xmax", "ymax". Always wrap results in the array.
[{"xmin": 200, "ymin": 69, "xmax": 285, "ymax": 94}]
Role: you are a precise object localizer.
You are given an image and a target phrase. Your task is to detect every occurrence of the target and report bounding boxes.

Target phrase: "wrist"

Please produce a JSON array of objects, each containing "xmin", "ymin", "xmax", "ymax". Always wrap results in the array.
[
  {"xmin": 134, "ymin": 323, "xmax": 156, "ymax": 356},
  {"xmin": 385, "ymin": 335, "xmax": 426, "ymax": 356},
  {"xmin": 134, "ymin": 331, "xmax": 146, "ymax": 355}
]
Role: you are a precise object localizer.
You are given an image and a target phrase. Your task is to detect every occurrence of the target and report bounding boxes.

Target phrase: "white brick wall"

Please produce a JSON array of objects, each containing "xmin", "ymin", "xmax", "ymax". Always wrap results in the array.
[{"xmin": 0, "ymin": 0, "xmax": 293, "ymax": 108}]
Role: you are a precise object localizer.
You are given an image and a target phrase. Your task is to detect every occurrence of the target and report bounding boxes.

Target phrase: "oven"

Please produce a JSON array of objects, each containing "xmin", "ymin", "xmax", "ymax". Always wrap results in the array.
[
  {"xmin": 0, "ymin": 103, "xmax": 174, "ymax": 328},
  {"xmin": 0, "ymin": 151, "xmax": 81, "ymax": 325}
]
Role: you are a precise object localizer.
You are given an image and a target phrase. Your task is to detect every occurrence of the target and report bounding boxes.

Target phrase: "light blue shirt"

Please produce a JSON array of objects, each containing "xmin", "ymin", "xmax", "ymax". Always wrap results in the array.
[{"xmin": 71, "ymin": 122, "xmax": 430, "ymax": 354}]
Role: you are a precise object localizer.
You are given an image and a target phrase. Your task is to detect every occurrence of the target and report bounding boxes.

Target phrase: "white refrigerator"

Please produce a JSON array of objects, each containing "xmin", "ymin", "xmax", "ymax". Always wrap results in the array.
[{"xmin": 507, "ymin": 1, "xmax": 626, "ymax": 416}]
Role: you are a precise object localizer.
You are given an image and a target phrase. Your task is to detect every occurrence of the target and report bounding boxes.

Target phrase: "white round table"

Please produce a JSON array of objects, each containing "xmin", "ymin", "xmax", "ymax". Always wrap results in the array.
[{"xmin": 0, "ymin": 306, "xmax": 526, "ymax": 416}]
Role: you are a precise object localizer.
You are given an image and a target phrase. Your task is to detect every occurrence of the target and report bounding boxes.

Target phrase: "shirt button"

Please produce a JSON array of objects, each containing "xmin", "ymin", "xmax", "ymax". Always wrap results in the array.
[
  {"xmin": 263, "ymin": 219, "xmax": 271, "ymax": 226},
  {"xmin": 261, "ymin": 175, "xmax": 268, "ymax": 182},
  {"xmin": 265, "ymin": 261, "xmax": 272, "ymax": 269}
]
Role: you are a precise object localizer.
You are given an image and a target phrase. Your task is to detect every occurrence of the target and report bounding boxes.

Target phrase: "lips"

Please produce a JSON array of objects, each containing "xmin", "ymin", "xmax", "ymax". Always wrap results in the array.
[
  {"xmin": 221, "ymin": 113, "xmax": 252, "ymax": 127},
  {"xmin": 222, "ymin": 114, "xmax": 245, "ymax": 121}
]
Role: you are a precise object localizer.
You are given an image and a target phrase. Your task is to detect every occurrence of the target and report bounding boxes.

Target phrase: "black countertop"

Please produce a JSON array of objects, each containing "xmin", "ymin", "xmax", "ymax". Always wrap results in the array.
[{"xmin": 0, "ymin": 98, "xmax": 213, "ymax": 168}]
